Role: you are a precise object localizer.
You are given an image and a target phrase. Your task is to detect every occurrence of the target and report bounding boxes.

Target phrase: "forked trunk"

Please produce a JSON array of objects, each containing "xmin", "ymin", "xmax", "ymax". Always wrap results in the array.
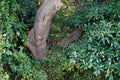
[{"xmin": 26, "ymin": 0, "xmax": 63, "ymax": 59}]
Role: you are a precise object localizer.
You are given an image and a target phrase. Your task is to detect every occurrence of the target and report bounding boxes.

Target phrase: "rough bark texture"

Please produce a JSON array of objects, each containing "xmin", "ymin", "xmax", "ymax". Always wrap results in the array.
[
  {"xmin": 26, "ymin": 0, "xmax": 63, "ymax": 59},
  {"xmin": 57, "ymin": 27, "xmax": 84, "ymax": 48}
]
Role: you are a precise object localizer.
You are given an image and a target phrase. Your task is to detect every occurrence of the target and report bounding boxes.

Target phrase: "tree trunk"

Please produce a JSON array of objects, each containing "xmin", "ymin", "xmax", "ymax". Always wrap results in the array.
[
  {"xmin": 26, "ymin": 0, "xmax": 63, "ymax": 59},
  {"xmin": 57, "ymin": 27, "xmax": 84, "ymax": 48}
]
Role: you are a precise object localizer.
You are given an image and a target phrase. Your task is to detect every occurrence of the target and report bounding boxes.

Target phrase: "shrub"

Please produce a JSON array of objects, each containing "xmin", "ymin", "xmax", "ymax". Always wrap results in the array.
[
  {"xmin": 0, "ymin": 0, "xmax": 47, "ymax": 79},
  {"xmin": 45, "ymin": 0, "xmax": 120, "ymax": 80},
  {"xmin": 0, "ymin": 0, "xmax": 120, "ymax": 80}
]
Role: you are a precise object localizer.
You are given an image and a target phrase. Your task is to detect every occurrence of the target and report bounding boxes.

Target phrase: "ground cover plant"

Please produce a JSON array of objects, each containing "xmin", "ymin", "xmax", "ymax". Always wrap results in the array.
[{"xmin": 0, "ymin": 0, "xmax": 120, "ymax": 80}]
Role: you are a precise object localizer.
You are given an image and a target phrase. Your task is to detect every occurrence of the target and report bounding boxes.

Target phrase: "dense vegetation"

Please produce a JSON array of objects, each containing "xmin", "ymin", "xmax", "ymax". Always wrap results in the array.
[{"xmin": 0, "ymin": 0, "xmax": 120, "ymax": 80}]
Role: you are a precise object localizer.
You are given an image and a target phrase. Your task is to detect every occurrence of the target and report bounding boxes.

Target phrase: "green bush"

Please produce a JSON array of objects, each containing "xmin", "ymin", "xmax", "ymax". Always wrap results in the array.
[
  {"xmin": 0, "ymin": 0, "xmax": 47, "ymax": 80},
  {"xmin": 45, "ymin": 0, "xmax": 120, "ymax": 80},
  {"xmin": 0, "ymin": 0, "xmax": 120, "ymax": 80}
]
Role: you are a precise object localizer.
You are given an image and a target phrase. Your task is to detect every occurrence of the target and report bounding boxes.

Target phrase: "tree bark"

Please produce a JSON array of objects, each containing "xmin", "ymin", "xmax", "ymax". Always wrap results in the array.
[
  {"xmin": 57, "ymin": 27, "xmax": 83, "ymax": 48},
  {"xmin": 26, "ymin": 0, "xmax": 63, "ymax": 59}
]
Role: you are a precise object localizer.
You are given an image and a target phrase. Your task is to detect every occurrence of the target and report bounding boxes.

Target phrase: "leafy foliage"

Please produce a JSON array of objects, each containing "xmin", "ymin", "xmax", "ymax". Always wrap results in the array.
[
  {"xmin": 0, "ymin": 0, "xmax": 47, "ymax": 80},
  {"xmin": 47, "ymin": 0, "xmax": 120, "ymax": 80},
  {"xmin": 0, "ymin": 0, "xmax": 120, "ymax": 80}
]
